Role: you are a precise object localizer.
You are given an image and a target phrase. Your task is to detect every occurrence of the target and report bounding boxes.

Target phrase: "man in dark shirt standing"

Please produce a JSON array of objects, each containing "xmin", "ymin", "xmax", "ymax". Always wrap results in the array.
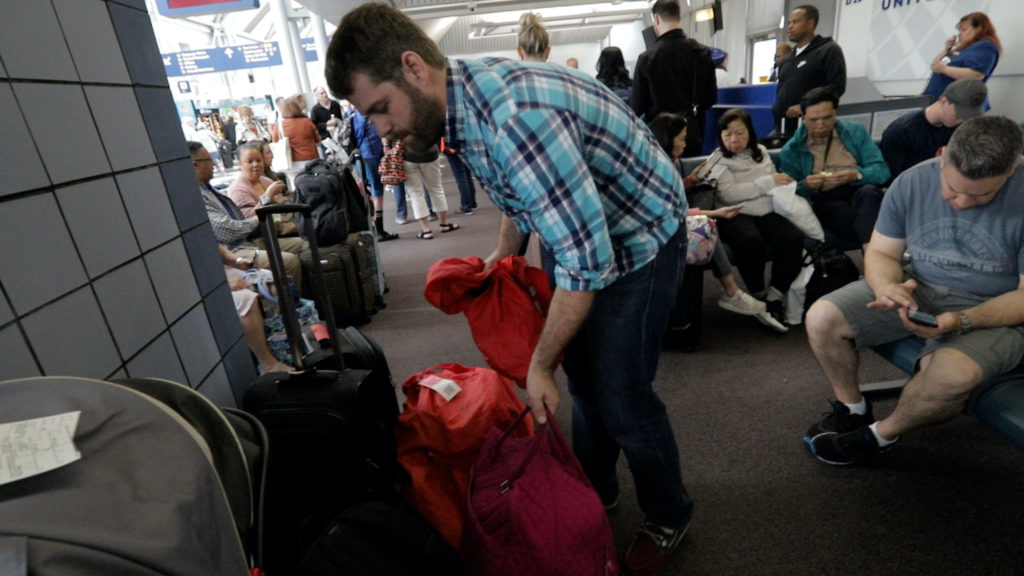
[
  {"xmin": 310, "ymin": 86, "xmax": 343, "ymax": 140},
  {"xmin": 632, "ymin": 0, "xmax": 717, "ymax": 157},
  {"xmin": 772, "ymin": 5, "xmax": 846, "ymax": 140},
  {"xmin": 879, "ymin": 78, "xmax": 986, "ymax": 186}
]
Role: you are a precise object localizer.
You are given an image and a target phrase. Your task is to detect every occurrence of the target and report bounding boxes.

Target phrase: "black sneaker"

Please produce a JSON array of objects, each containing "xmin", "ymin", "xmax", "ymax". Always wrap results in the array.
[
  {"xmin": 377, "ymin": 231, "xmax": 399, "ymax": 242},
  {"xmin": 624, "ymin": 521, "xmax": 688, "ymax": 576},
  {"xmin": 806, "ymin": 425, "xmax": 895, "ymax": 465},
  {"xmin": 804, "ymin": 400, "xmax": 873, "ymax": 440}
]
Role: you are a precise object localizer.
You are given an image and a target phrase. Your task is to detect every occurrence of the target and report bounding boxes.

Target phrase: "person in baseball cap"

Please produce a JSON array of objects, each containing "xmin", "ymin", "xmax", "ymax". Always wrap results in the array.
[
  {"xmin": 879, "ymin": 78, "xmax": 988, "ymax": 184},
  {"xmin": 940, "ymin": 77, "xmax": 987, "ymax": 120}
]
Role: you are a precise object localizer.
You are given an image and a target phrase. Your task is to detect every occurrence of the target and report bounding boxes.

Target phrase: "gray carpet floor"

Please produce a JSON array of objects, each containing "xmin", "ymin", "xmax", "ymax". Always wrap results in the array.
[{"xmin": 359, "ymin": 164, "xmax": 1024, "ymax": 576}]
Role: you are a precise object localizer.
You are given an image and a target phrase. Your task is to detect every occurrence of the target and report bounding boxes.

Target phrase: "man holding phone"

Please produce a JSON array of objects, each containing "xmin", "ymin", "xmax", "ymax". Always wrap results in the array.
[
  {"xmin": 778, "ymin": 86, "xmax": 889, "ymax": 252},
  {"xmin": 801, "ymin": 115, "xmax": 1024, "ymax": 465}
]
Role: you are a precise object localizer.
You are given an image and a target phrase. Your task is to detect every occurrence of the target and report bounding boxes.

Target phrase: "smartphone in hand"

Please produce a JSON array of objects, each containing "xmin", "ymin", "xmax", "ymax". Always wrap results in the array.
[{"xmin": 907, "ymin": 308, "xmax": 939, "ymax": 327}]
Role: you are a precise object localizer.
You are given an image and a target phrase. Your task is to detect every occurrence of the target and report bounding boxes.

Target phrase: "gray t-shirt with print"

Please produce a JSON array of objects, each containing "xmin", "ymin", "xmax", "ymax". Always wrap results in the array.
[{"xmin": 875, "ymin": 157, "xmax": 1024, "ymax": 298}]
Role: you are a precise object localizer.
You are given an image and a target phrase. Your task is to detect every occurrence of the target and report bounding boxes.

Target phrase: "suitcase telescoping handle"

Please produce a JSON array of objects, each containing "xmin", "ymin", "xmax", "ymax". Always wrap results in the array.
[{"xmin": 255, "ymin": 202, "xmax": 346, "ymax": 370}]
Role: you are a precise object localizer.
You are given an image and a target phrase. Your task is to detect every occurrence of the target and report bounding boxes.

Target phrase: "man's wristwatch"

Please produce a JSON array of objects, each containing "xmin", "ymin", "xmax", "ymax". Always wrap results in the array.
[{"xmin": 955, "ymin": 311, "xmax": 973, "ymax": 335}]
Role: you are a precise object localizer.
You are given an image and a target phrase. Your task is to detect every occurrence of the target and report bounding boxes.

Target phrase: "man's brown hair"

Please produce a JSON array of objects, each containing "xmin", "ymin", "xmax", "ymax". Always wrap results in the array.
[{"xmin": 325, "ymin": 3, "xmax": 445, "ymax": 99}]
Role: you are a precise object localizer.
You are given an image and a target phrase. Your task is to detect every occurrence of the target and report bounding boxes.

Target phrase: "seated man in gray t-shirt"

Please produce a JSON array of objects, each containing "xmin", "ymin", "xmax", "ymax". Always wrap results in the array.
[{"xmin": 801, "ymin": 116, "xmax": 1024, "ymax": 466}]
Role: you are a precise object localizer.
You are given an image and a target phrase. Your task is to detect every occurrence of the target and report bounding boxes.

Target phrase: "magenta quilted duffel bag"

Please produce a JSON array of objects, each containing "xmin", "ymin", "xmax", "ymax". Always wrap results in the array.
[{"xmin": 462, "ymin": 408, "xmax": 619, "ymax": 576}]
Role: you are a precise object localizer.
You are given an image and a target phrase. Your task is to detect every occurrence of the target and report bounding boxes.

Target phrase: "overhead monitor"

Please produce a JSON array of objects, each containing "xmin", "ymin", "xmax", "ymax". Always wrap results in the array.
[{"xmin": 155, "ymin": 0, "xmax": 259, "ymax": 18}]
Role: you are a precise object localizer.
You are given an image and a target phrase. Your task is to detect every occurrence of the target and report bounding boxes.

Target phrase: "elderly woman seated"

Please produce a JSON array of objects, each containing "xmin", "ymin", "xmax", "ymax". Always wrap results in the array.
[
  {"xmin": 219, "ymin": 245, "xmax": 293, "ymax": 375},
  {"xmin": 705, "ymin": 108, "xmax": 806, "ymax": 329}
]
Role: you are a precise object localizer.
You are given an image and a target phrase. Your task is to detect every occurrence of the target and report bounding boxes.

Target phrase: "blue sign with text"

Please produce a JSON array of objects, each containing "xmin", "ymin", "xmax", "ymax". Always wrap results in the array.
[{"xmin": 163, "ymin": 42, "xmax": 282, "ymax": 77}]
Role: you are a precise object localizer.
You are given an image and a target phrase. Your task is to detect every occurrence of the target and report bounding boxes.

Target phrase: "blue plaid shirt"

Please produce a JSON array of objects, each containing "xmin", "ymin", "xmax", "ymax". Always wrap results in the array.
[{"xmin": 444, "ymin": 58, "xmax": 686, "ymax": 291}]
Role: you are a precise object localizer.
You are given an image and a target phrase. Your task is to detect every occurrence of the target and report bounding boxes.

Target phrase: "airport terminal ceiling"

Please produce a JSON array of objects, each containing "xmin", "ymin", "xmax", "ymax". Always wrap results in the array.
[{"xmin": 295, "ymin": 0, "xmax": 659, "ymax": 56}]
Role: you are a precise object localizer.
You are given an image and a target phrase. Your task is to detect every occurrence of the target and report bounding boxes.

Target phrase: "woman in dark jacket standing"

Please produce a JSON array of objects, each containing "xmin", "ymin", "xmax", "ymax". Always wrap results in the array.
[{"xmin": 596, "ymin": 46, "xmax": 632, "ymax": 102}]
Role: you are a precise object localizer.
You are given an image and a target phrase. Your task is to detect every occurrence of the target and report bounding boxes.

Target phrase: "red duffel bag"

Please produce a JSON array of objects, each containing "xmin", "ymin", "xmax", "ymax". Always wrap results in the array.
[
  {"xmin": 395, "ymin": 363, "xmax": 534, "ymax": 550},
  {"xmin": 423, "ymin": 255, "xmax": 553, "ymax": 388},
  {"xmin": 463, "ymin": 407, "xmax": 620, "ymax": 576}
]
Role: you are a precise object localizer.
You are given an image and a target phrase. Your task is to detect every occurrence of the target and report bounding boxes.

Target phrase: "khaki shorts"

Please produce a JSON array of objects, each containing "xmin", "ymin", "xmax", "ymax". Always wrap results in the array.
[{"xmin": 821, "ymin": 276, "xmax": 1024, "ymax": 382}]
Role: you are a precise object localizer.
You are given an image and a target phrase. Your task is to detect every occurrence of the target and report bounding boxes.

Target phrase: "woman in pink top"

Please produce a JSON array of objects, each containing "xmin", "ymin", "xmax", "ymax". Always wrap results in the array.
[{"xmin": 227, "ymin": 141, "xmax": 289, "ymax": 219}]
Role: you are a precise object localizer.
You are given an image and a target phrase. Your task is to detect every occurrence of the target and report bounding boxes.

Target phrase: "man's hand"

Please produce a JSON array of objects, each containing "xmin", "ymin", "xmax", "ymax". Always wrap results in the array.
[
  {"xmin": 228, "ymin": 276, "xmax": 247, "ymax": 291},
  {"xmin": 526, "ymin": 364, "xmax": 560, "ymax": 425},
  {"xmin": 805, "ymin": 173, "xmax": 826, "ymax": 190},
  {"xmin": 867, "ymin": 278, "xmax": 919, "ymax": 311},
  {"xmin": 897, "ymin": 308, "xmax": 959, "ymax": 339},
  {"xmin": 785, "ymin": 104, "xmax": 802, "ymax": 119},
  {"xmin": 823, "ymin": 169, "xmax": 860, "ymax": 187}
]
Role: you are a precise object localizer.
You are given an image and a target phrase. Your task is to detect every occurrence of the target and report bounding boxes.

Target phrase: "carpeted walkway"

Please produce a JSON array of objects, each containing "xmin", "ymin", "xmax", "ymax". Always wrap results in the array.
[{"xmin": 359, "ymin": 163, "xmax": 1024, "ymax": 576}]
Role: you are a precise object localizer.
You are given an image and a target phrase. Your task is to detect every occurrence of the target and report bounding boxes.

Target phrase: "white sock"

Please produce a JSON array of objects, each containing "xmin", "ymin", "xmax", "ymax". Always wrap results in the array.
[
  {"xmin": 844, "ymin": 399, "xmax": 867, "ymax": 415},
  {"xmin": 869, "ymin": 422, "xmax": 899, "ymax": 446}
]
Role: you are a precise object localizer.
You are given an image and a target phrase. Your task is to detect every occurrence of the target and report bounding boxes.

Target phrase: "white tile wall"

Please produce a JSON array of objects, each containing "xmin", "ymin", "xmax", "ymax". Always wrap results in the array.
[
  {"xmin": 0, "ymin": 325, "xmax": 40, "ymax": 380},
  {"xmin": 56, "ymin": 177, "xmax": 140, "ymax": 278},
  {"xmin": 93, "ymin": 259, "xmax": 167, "ymax": 359},
  {"xmin": 146, "ymin": 238, "xmax": 202, "ymax": 323},
  {"xmin": 108, "ymin": 2, "xmax": 168, "ymax": 87},
  {"xmin": 21, "ymin": 287, "xmax": 121, "ymax": 379},
  {"xmin": 125, "ymin": 331, "xmax": 188, "ymax": 385},
  {"xmin": 0, "ymin": 294, "xmax": 12, "ymax": 326},
  {"xmin": 171, "ymin": 304, "xmax": 221, "ymax": 386},
  {"xmin": 86, "ymin": 86, "xmax": 156, "ymax": 171},
  {"xmin": 53, "ymin": 0, "xmax": 131, "ymax": 85},
  {"xmin": 196, "ymin": 364, "xmax": 237, "ymax": 408},
  {"xmin": 16, "ymin": 83, "xmax": 110, "ymax": 184},
  {"xmin": 0, "ymin": 193, "xmax": 88, "ymax": 314},
  {"xmin": 0, "ymin": 1, "xmax": 78, "ymax": 81},
  {"xmin": 0, "ymin": 84, "xmax": 50, "ymax": 196},
  {"xmin": 116, "ymin": 167, "xmax": 179, "ymax": 252},
  {"xmin": 0, "ymin": 0, "xmax": 254, "ymax": 406}
]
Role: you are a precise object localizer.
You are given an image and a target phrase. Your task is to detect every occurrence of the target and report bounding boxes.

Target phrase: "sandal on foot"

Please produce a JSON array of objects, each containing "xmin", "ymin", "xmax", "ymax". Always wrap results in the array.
[
  {"xmin": 417, "ymin": 231, "xmax": 435, "ymax": 240},
  {"xmin": 439, "ymin": 222, "xmax": 460, "ymax": 233}
]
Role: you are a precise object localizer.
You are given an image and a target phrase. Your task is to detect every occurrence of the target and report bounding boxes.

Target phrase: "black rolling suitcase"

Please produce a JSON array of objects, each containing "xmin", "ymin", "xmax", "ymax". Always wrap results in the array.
[
  {"xmin": 246, "ymin": 203, "xmax": 401, "ymax": 575},
  {"xmin": 300, "ymin": 243, "xmax": 375, "ymax": 327}
]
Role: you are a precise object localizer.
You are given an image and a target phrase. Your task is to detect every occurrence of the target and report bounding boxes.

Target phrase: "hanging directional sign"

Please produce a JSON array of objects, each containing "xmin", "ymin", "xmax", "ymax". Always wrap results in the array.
[{"xmin": 162, "ymin": 42, "xmax": 283, "ymax": 77}]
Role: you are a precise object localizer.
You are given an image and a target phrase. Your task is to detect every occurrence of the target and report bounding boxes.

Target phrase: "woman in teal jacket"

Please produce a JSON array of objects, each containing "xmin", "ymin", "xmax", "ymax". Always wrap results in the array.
[{"xmin": 778, "ymin": 87, "xmax": 889, "ymax": 249}]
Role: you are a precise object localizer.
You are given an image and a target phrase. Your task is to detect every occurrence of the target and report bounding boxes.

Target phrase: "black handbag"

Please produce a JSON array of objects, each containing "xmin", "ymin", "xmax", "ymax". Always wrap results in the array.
[{"xmin": 804, "ymin": 246, "xmax": 860, "ymax": 308}]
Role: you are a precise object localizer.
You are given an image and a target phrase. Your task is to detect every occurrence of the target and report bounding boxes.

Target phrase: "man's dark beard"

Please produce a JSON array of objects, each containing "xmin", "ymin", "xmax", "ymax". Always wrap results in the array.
[{"xmin": 400, "ymin": 81, "xmax": 445, "ymax": 154}]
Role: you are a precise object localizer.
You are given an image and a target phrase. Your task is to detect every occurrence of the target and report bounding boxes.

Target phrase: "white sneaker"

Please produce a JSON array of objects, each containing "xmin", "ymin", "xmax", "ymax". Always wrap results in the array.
[
  {"xmin": 718, "ymin": 290, "xmax": 766, "ymax": 316},
  {"xmin": 755, "ymin": 301, "xmax": 789, "ymax": 333},
  {"xmin": 395, "ymin": 218, "xmax": 408, "ymax": 225}
]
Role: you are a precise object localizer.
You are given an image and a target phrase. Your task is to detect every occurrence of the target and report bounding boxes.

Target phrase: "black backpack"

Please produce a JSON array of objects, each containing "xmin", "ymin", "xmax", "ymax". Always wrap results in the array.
[
  {"xmin": 294, "ymin": 160, "xmax": 370, "ymax": 246},
  {"xmin": 338, "ymin": 112, "xmax": 356, "ymax": 154}
]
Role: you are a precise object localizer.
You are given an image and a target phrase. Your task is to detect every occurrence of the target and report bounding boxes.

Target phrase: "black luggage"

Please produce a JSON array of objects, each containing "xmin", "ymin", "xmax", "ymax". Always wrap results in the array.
[
  {"xmin": 298, "ymin": 500, "xmax": 464, "ymax": 576},
  {"xmin": 300, "ymin": 242, "xmax": 375, "ymax": 326},
  {"xmin": 348, "ymin": 230, "xmax": 388, "ymax": 308},
  {"xmin": 248, "ymin": 203, "xmax": 401, "ymax": 575}
]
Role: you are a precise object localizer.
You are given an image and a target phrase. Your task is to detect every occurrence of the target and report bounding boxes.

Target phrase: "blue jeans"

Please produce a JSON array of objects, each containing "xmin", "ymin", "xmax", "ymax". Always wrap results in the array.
[
  {"xmin": 448, "ymin": 153, "xmax": 477, "ymax": 211},
  {"xmin": 361, "ymin": 156, "xmax": 384, "ymax": 197},
  {"xmin": 562, "ymin": 227, "xmax": 693, "ymax": 529},
  {"xmin": 387, "ymin": 185, "xmax": 407, "ymax": 220}
]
